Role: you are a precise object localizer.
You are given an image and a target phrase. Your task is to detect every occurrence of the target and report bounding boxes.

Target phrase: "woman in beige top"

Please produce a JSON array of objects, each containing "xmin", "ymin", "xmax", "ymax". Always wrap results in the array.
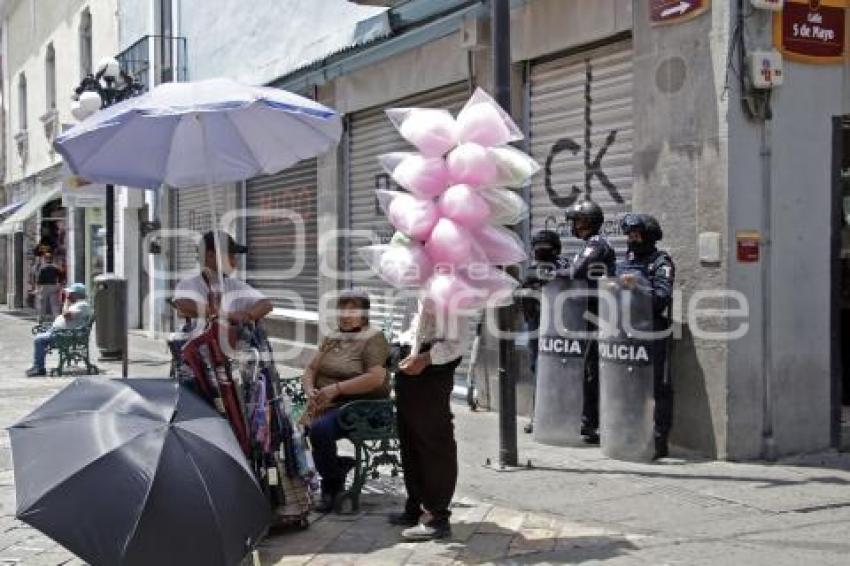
[{"xmin": 302, "ymin": 290, "xmax": 389, "ymax": 513}]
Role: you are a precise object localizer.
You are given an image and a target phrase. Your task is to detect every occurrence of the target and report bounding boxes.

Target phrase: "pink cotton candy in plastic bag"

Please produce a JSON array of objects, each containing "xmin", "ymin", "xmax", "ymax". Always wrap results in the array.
[
  {"xmin": 380, "ymin": 153, "xmax": 449, "ymax": 199},
  {"xmin": 381, "ymin": 244, "xmax": 433, "ymax": 288},
  {"xmin": 472, "ymin": 224, "xmax": 528, "ymax": 265},
  {"xmin": 446, "ymin": 143, "xmax": 498, "ymax": 187},
  {"xmin": 424, "ymin": 218, "xmax": 483, "ymax": 267},
  {"xmin": 378, "ymin": 190, "xmax": 439, "ymax": 241},
  {"xmin": 426, "ymin": 272, "xmax": 487, "ymax": 313},
  {"xmin": 386, "ymin": 108, "xmax": 459, "ymax": 157},
  {"xmin": 359, "ymin": 242, "xmax": 433, "ymax": 289},
  {"xmin": 437, "ymin": 184, "xmax": 491, "ymax": 228},
  {"xmin": 455, "ymin": 88, "xmax": 523, "ymax": 147}
]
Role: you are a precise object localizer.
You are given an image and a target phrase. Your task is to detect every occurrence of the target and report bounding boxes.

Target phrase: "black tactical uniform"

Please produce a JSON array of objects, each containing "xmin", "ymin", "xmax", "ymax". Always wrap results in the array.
[
  {"xmin": 518, "ymin": 230, "xmax": 568, "ymax": 434},
  {"xmin": 616, "ymin": 213, "xmax": 675, "ymax": 459},
  {"xmin": 560, "ymin": 201, "xmax": 616, "ymax": 443}
]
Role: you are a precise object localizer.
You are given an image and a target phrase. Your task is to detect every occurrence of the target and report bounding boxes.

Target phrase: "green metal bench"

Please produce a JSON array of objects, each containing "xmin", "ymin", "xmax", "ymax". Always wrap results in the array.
[
  {"xmin": 283, "ymin": 376, "xmax": 401, "ymax": 514},
  {"xmin": 335, "ymin": 397, "xmax": 400, "ymax": 513},
  {"xmin": 294, "ymin": 314, "xmax": 403, "ymax": 513},
  {"xmin": 31, "ymin": 318, "xmax": 100, "ymax": 377}
]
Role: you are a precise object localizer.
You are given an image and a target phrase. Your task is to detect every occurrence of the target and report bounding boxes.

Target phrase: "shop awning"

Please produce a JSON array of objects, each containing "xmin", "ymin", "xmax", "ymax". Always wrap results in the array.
[
  {"xmin": 0, "ymin": 201, "xmax": 24, "ymax": 216},
  {"xmin": 0, "ymin": 187, "xmax": 61, "ymax": 235}
]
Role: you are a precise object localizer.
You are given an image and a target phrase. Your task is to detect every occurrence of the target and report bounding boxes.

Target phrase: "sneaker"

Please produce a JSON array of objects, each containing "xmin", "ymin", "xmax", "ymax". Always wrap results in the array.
[
  {"xmin": 388, "ymin": 511, "xmax": 420, "ymax": 527},
  {"xmin": 401, "ymin": 521, "xmax": 451, "ymax": 541},
  {"xmin": 25, "ymin": 367, "xmax": 46, "ymax": 377}
]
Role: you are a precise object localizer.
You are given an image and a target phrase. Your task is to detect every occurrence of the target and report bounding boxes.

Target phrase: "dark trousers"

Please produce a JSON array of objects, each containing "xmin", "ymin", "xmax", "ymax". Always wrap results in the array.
[
  {"xmin": 581, "ymin": 343, "xmax": 600, "ymax": 433},
  {"xmin": 653, "ymin": 342, "xmax": 673, "ymax": 441},
  {"xmin": 307, "ymin": 408, "xmax": 346, "ymax": 493},
  {"xmin": 395, "ymin": 357, "xmax": 461, "ymax": 524},
  {"xmin": 529, "ymin": 337, "xmax": 539, "ymax": 422}
]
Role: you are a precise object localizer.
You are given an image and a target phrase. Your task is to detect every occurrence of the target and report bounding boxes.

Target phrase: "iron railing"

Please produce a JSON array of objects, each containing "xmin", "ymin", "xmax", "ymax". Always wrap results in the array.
[{"xmin": 116, "ymin": 35, "xmax": 187, "ymax": 92}]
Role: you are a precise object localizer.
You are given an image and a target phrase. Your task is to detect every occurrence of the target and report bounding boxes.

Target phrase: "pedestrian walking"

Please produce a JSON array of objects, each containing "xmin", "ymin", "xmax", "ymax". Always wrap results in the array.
[
  {"xmin": 616, "ymin": 213, "xmax": 675, "ymax": 459},
  {"xmin": 35, "ymin": 254, "xmax": 63, "ymax": 322},
  {"xmin": 390, "ymin": 301, "xmax": 470, "ymax": 541}
]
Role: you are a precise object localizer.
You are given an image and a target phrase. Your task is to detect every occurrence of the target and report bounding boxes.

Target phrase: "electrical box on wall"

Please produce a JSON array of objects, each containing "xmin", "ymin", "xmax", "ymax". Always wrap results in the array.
[
  {"xmin": 460, "ymin": 13, "xmax": 487, "ymax": 50},
  {"xmin": 749, "ymin": 50, "xmax": 784, "ymax": 89},
  {"xmin": 750, "ymin": 0, "xmax": 783, "ymax": 11},
  {"xmin": 698, "ymin": 232, "xmax": 722, "ymax": 265}
]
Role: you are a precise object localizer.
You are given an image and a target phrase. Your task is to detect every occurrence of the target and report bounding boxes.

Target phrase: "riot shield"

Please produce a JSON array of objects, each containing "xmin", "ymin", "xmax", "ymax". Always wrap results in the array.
[
  {"xmin": 598, "ymin": 277, "xmax": 657, "ymax": 462},
  {"xmin": 533, "ymin": 277, "xmax": 590, "ymax": 446}
]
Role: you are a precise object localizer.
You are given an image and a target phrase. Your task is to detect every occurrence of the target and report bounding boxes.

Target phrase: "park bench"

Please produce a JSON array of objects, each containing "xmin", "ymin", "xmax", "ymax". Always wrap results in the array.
[
  {"xmin": 285, "ymin": 316, "xmax": 402, "ymax": 513},
  {"xmin": 282, "ymin": 376, "xmax": 400, "ymax": 514},
  {"xmin": 335, "ymin": 397, "xmax": 400, "ymax": 513},
  {"xmin": 31, "ymin": 317, "xmax": 100, "ymax": 377}
]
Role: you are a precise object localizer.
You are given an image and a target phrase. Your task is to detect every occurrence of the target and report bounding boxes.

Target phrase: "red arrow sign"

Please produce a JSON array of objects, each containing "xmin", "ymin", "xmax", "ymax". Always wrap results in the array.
[{"xmin": 650, "ymin": 0, "xmax": 710, "ymax": 25}]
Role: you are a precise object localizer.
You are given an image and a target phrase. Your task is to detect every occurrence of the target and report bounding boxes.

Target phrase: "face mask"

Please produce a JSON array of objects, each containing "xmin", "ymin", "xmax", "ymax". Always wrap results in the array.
[
  {"xmin": 627, "ymin": 240, "xmax": 655, "ymax": 257},
  {"xmin": 533, "ymin": 246, "xmax": 557, "ymax": 262}
]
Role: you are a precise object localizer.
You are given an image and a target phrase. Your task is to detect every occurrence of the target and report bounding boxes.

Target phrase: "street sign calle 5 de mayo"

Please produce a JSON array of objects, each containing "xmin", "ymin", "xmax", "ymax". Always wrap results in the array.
[
  {"xmin": 650, "ymin": 0, "xmax": 711, "ymax": 25},
  {"xmin": 774, "ymin": 0, "xmax": 848, "ymax": 64}
]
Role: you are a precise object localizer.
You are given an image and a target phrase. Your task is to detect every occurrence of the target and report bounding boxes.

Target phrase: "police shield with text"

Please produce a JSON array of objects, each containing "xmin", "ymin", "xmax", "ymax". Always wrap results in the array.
[
  {"xmin": 561, "ymin": 200, "xmax": 616, "ymax": 444},
  {"xmin": 518, "ymin": 230, "xmax": 568, "ymax": 434},
  {"xmin": 615, "ymin": 213, "xmax": 675, "ymax": 459}
]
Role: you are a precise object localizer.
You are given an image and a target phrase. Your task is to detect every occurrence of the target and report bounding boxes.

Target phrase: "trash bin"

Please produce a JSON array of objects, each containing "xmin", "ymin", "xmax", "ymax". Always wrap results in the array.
[
  {"xmin": 94, "ymin": 274, "xmax": 127, "ymax": 358},
  {"xmin": 598, "ymin": 277, "xmax": 656, "ymax": 462},
  {"xmin": 533, "ymin": 276, "xmax": 589, "ymax": 446}
]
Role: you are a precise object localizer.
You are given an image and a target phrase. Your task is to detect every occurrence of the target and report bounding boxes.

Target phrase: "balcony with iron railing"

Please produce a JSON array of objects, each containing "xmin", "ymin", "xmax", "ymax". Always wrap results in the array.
[{"xmin": 116, "ymin": 35, "xmax": 188, "ymax": 92}]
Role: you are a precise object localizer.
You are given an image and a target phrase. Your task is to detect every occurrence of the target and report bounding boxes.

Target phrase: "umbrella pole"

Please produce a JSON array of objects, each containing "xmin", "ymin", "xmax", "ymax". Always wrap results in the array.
[
  {"xmin": 198, "ymin": 114, "xmax": 228, "ymax": 314},
  {"xmin": 206, "ymin": 186, "xmax": 227, "ymax": 302}
]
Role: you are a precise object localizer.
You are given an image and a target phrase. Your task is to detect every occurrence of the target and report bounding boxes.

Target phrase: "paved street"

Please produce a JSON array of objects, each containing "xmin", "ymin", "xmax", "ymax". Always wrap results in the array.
[{"xmin": 1, "ymin": 311, "xmax": 850, "ymax": 564}]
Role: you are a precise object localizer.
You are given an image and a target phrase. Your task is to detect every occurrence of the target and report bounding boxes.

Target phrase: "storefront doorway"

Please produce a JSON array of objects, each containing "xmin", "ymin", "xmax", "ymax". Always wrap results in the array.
[
  {"xmin": 85, "ymin": 208, "xmax": 106, "ymax": 292},
  {"xmin": 29, "ymin": 199, "xmax": 67, "ymax": 310},
  {"xmin": 835, "ymin": 116, "xmax": 850, "ymax": 449}
]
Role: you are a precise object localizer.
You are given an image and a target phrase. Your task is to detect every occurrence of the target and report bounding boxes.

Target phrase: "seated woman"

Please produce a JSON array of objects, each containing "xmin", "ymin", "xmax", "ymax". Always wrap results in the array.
[{"xmin": 302, "ymin": 290, "xmax": 390, "ymax": 513}]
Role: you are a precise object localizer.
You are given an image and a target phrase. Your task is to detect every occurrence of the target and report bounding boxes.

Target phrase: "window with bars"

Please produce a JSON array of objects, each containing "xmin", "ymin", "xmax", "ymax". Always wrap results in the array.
[
  {"xmin": 17, "ymin": 73, "xmax": 27, "ymax": 131},
  {"xmin": 79, "ymin": 8, "xmax": 92, "ymax": 79},
  {"xmin": 45, "ymin": 44, "xmax": 56, "ymax": 110}
]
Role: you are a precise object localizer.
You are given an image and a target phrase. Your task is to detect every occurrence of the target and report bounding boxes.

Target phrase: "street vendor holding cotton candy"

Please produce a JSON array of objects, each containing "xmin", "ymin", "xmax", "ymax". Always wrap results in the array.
[{"xmin": 360, "ymin": 88, "xmax": 540, "ymax": 541}]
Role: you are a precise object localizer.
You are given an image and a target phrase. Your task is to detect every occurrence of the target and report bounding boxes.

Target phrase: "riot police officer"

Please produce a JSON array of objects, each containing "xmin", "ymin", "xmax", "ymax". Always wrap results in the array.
[
  {"xmin": 561, "ymin": 200, "xmax": 616, "ymax": 444},
  {"xmin": 519, "ymin": 230, "xmax": 568, "ymax": 434},
  {"xmin": 616, "ymin": 213, "xmax": 675, "ymax": 459}
]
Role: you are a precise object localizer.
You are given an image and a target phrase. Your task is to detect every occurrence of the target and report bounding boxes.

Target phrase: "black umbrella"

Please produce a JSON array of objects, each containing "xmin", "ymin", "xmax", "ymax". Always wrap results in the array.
[{"xmin": 9, "ymin": 378, "xmax": 271, "ymax": 566}]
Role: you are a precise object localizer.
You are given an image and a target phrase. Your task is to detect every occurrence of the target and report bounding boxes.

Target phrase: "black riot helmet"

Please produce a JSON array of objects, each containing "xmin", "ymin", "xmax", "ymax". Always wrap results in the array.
[
  {"xmin": 643, "ymin": 215, "xmax": 663, "ymax": 243},
  {"xmin": 531, "ymin": 230, "xmax": 561, "ymax": 262},
  {"xmin": 566, "ymin": 200, "xmax": 605, "ymax": 238},
  {"xmin": 621, "ymin": 213, "xmax": 663, "ymax": 257},
  {"xmin": 620, "ymin": 213, "xmax": 663, "ymax": 243}
]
